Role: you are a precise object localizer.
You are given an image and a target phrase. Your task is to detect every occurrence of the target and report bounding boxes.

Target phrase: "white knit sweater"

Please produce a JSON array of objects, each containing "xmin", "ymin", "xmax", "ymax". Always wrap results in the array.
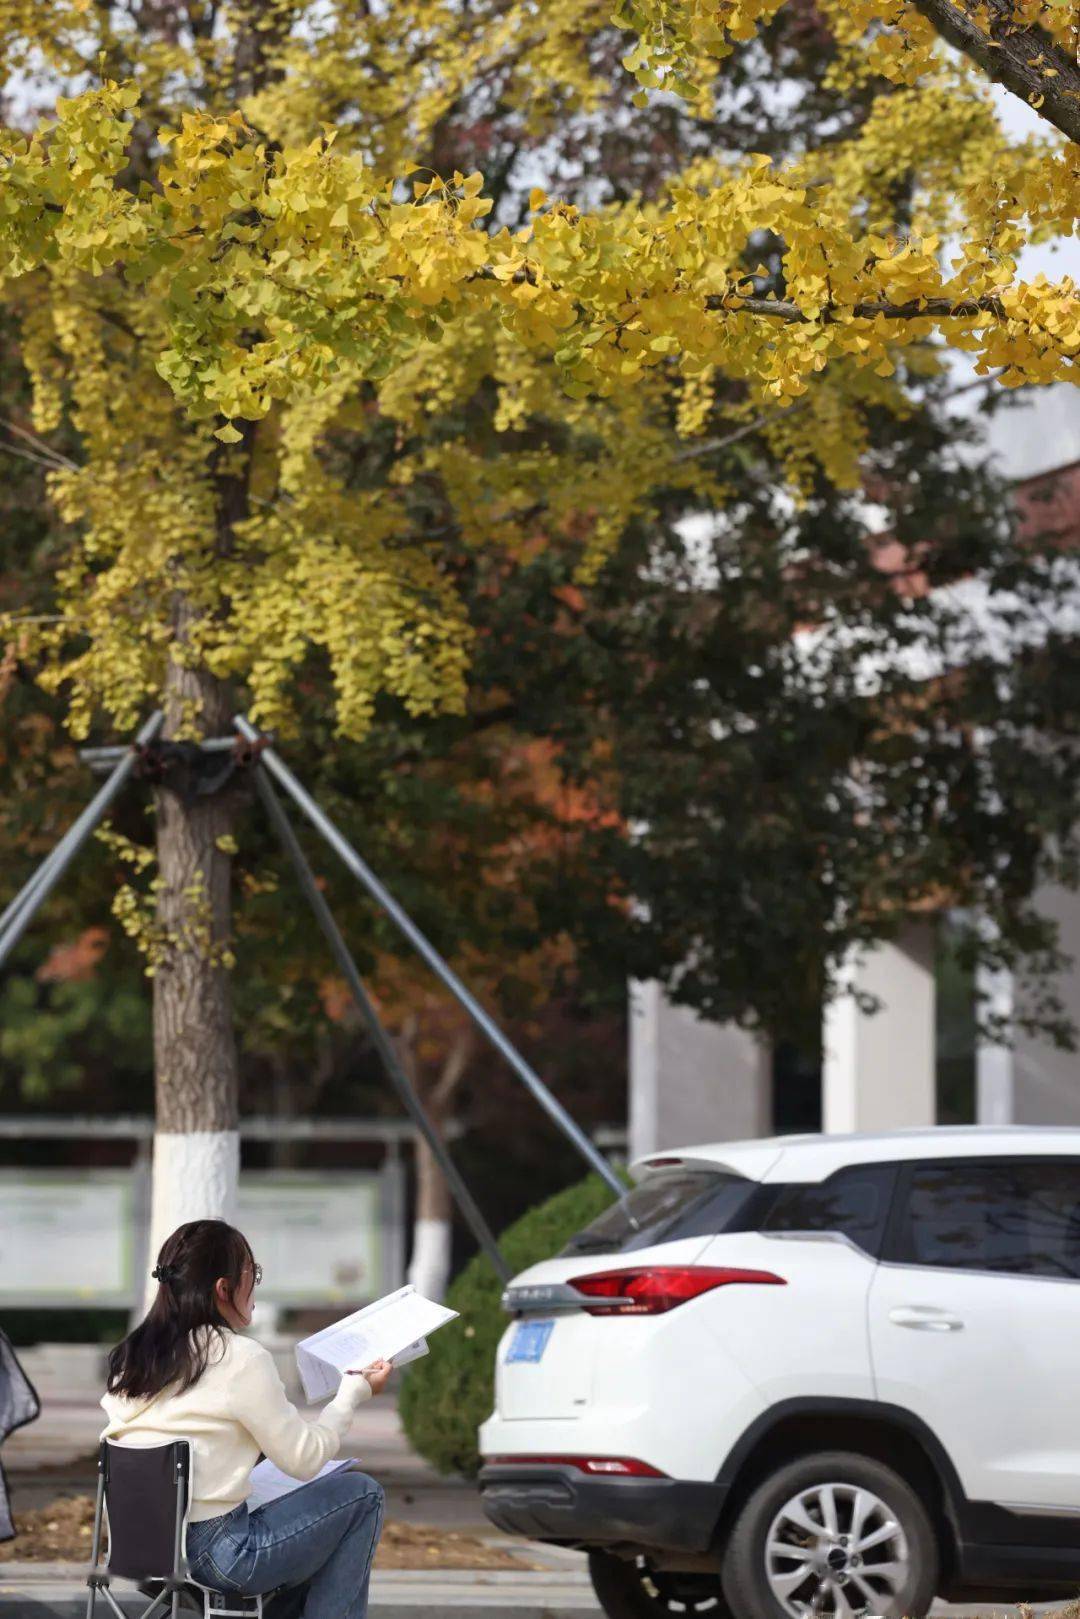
[{"xmin": 100, "ymin": 1329, "xmax": 371, "ymax": 1521}]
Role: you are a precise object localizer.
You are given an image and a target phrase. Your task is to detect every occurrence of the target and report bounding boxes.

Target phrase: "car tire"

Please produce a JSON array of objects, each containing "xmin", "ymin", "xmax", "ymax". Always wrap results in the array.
[
  {"xmin": 721, "ymin": 1450, "xmax": 939, "ymax": 1619},
  {"xmin": 588, "ymin": 1549, "xmax": 733, "ymax": 1617}
]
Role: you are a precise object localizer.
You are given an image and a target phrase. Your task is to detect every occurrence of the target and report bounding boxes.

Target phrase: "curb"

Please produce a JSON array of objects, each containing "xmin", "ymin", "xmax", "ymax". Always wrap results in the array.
[
  {"xmin": 0, "ymin": 1562, "xmax": 601, "ymax": 1616},
  {"xmin": 1, "ymin": 1601, "xmax": 599, "ymax": 1617},
  {"xmin": 0, "ymin": 1595, "xmax": 600, "ymax": 1617}
]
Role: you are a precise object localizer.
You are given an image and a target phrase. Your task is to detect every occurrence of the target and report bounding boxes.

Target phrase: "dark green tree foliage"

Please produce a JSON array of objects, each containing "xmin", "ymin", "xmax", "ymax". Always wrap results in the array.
[{"xmin": 586, "ymin": 403, "xmax": 1080, "ymax": 1049}]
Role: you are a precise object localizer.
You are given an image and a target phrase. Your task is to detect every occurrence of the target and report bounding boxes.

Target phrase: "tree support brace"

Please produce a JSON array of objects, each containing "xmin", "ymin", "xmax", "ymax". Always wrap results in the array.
[
  {"xmin": 0, "ymin": 710, "xmax": 165, "ymax": 972},
  {"xmin": 234, "ymin": 714, "xmax": 624, "ymax": 1199},
  {"xmin": 253, "ymin": 767, "xmax": 510, "ymax": 1281}
]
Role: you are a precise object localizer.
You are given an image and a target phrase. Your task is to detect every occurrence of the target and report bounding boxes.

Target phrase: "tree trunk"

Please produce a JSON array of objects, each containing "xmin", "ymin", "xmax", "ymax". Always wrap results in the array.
[
  {"xmin": 402, "ymin": 1023, "xmax": 473, "ymax": 1302},
  {"xmin": 147, "ymin": 626, "xmax": 240, "ymax": 1292},
  {"xmin": 409, "ymin": 1135, "xmax": 455, "ymax": 1302}
]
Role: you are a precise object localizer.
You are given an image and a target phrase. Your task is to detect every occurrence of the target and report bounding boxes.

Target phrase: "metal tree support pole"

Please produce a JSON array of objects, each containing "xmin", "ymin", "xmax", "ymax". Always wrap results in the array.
[
  {"xmin": 235, "ymin": 714, "xmax": 624, "ymax": 1197},
  {"xmin": 253, "ymin": 767, "xmax": 511, "ymax": 1281},
  {"xmin": 0, "ymin": 838, "xmax": 67, "ymax": 939},
  {"xmin": 0, "ymin": 710, "xmax": 165, "ymax": 971}
]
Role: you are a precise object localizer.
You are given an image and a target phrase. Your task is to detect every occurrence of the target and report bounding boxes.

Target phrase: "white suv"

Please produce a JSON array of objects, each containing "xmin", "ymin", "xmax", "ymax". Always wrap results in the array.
[{"xmin": 479, "ymin": 1126, "xmax": 1080, "ymax": 1619}]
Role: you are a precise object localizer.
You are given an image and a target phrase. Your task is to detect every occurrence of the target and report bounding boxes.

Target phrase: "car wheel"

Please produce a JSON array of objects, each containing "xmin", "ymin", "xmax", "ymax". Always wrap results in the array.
[
  {"xmin": 721, "ymin": 1450, "xmax": 938, "ymax": 1619},
  {"xmin": 589, "ymin": 1549, "xmax": 732, "ymax": 1617}
]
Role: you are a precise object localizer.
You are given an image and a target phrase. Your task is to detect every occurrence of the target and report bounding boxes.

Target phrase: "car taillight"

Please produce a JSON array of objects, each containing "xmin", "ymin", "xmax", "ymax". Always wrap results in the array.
[
  {"xmin": 485, "ymin": 1454, "xmax": 667, "ymax": 1477},
  {"xmin": 568, "ymin": 1265, "xmax": 786, "ymax": 1314}
]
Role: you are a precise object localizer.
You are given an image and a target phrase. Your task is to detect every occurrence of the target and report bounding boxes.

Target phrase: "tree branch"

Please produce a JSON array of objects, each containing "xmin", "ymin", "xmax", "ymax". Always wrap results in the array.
[
  {"xmin": 0, "ymin": 418, "xmax": 80, "ymax": 472},
  {"xmin": 481, "ymin": 267, "xmax": 1073, "ymax": 344},
  {"xmin": 431, "ymin": 1025, "xmax": 474, "ymax": 1109},
  {"xmin": 675, "ymin": 404, "xmax": 808, "ymax": 462},
  {"xmin": 908, "ymin": 0, "xmax": 1080, "ymax": 145},
  {"xmin": 709, "ymin": 292, "xmax": 1012, "ymax": 321},
  {"xmin": 677, "ymin": 364, "xmax": 1013, "ymax": 464}
]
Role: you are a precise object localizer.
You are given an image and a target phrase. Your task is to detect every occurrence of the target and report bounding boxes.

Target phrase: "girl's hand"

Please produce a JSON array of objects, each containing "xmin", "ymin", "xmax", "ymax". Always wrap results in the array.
[{"xmin": 352, "ymin": 1357, "xmax": 393, "ymax": 1395}]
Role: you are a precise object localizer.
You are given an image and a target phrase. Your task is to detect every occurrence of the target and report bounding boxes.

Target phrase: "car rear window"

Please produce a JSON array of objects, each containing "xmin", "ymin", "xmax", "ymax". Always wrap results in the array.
[
  {"xmin": 559, "ymin": 1170, "xmax": 756, "ymax": 1257},
  {"xmin": 762, "ymin": 1164, "xmax": 897, "ymax": 1258}
]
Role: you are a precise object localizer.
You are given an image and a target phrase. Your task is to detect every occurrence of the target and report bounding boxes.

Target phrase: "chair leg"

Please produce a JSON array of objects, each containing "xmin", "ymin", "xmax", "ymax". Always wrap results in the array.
[{"xmin": 85, "ymin": 1460, "xmax": 107, "ymax": 1618}]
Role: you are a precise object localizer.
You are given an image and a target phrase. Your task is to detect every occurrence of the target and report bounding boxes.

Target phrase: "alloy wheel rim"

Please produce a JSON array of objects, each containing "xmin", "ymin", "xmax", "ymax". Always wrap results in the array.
[{"xmin": 764, "ymin": 1481, "xmax": 910, "ymax": 1618}]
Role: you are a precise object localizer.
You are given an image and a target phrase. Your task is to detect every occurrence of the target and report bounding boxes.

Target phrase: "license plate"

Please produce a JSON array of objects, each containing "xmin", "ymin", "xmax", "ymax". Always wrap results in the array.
[{"xmin": 506, "ymin": 1319, "xmax": 555, "ymax": 1364}]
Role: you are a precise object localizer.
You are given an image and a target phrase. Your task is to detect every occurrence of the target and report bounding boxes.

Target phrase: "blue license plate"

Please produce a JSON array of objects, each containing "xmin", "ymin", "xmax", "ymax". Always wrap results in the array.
[{"xmin": 506, "ymin": 1319, "xmax": 555, "ymax": 1364}]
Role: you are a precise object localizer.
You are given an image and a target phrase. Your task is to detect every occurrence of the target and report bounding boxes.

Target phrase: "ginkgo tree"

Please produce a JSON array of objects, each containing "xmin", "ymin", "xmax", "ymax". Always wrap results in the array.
[{"xmin": 0, "ymin": 0, "xmax": 1076, "ymax": 1252}]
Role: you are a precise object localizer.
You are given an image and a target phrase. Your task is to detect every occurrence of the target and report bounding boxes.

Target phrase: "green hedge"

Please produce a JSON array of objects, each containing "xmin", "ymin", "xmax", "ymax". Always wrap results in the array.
[{"xmin": 399, "ymin": 1170, "xmax": 625, "ymax": 1478}]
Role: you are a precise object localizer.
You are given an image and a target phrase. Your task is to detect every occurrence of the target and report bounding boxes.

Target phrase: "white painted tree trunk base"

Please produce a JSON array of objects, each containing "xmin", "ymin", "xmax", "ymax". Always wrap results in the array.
[
  {"xmin": 145, "ymin": 1130, "xmax": 240, "ymax": 1312},
  {"xmin": 407, "ymin": 1217, "xmax": 453, "ymax": 1302}
]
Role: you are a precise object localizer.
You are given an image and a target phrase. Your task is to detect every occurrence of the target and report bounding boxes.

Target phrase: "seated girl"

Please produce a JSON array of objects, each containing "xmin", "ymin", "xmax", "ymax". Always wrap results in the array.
[{"xmin": 101, "ymin": 1218, "xmax": 391, "ymax": 1619}]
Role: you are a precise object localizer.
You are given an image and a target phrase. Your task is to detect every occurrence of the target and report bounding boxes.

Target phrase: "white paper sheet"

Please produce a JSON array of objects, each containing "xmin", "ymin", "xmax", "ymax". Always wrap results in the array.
[
  {"xmin": 295, "ymin": 1285, "xmax": 457, "ymax": 1403},
  {"xmin": 392, "ymin": 1337, "xmax": 429, "ymax": 1369},
  {"xmin": 246, "ymin": 1457, "xmax": 358, "ymax": 1511}
]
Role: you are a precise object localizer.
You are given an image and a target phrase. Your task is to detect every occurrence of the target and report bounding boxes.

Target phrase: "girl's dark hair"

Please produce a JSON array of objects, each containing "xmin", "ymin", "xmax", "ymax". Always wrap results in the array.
[{"xmin": 107, "ymin": 1220, "xmax": 256, "ymax": 1402}]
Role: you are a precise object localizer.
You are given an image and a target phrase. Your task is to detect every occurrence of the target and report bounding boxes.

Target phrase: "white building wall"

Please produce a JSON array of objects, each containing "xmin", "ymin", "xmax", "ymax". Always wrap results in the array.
[
  {"xmin": 628, "ymin": 980, "xmax": 772, "ymax": 1159},
  {"xmin": 977, "ymin": 881, "xmax": 1080, "ymax": 1125},
  {"xmin": 822, "ymin": 922, "xmax": 937, "ymax": 1134}
]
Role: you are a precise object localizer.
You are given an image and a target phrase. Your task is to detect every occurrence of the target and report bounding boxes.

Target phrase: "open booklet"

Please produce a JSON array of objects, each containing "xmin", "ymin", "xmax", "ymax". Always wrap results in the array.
[{"xmin": 295, "ymin": 1284, "xmax": 459, "ymax": 1404}]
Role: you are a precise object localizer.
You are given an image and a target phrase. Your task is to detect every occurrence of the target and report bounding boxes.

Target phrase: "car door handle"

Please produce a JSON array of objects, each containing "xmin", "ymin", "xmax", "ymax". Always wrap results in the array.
[{"xmin": 889, "ymin": 1306, "xmax": 964, "ymax": 1332}]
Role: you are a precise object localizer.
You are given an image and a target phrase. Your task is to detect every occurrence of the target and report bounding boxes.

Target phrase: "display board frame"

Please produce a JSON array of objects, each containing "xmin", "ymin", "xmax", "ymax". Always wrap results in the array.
[{"xmin": 0, "ymin": 1163, "xmax": 405, "ymax": 1308}]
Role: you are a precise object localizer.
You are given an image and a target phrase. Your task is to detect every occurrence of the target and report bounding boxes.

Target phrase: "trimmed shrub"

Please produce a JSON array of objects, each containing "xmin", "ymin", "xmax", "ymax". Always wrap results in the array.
[{"xmin": 399, "ymin": 1170, "xmax": 625, "ymax": 1477}]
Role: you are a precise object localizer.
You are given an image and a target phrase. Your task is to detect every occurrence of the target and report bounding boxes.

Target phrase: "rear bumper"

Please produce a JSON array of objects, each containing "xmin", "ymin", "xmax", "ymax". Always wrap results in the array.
[{"xmin": 478, "ymin": 1463, "xmax": 728, "ymax": 1554}]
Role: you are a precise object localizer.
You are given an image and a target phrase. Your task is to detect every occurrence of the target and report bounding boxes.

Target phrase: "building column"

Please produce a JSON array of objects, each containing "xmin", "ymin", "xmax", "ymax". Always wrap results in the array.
[
  {"xmin": 975, "ymin": 960, "xmax": 1014, "ymax": 1124},
  {"xmin": 977, "ymin": 881, "xmax": 1080, "ymax": 1125},
  {"xmin": 628, "ymin": 981, "xmax": 772, "ymax": 1161},
  {"xmin": 822, "ymin": 921, "xmax": 937, "ymax": 1134}
]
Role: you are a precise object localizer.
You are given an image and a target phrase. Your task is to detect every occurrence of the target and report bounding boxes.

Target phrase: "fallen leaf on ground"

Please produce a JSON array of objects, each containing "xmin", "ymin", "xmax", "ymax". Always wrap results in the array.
[{"xmin": 0, "ymin": 1495, "xmax": 541, "ymax": 1570}]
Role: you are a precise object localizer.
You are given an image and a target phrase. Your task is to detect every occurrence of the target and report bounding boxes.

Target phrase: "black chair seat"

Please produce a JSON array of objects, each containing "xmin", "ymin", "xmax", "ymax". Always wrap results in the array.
[{"xmin": 86, "ymin": 1439, "xmax": 271, "ymax": 1619}]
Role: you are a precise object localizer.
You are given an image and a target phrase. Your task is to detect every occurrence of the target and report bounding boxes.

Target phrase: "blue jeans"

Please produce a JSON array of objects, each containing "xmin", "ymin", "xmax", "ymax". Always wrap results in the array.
[{"xmin": 186, "ymin": 1471, "xmax": 384, "ymax": 1619}]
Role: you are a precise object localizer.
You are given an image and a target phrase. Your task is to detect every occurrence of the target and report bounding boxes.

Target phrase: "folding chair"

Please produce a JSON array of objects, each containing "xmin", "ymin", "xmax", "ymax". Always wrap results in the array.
[{"xmin": 85, "ymin": 1438, "xmax": 268, "ymax": 1618}]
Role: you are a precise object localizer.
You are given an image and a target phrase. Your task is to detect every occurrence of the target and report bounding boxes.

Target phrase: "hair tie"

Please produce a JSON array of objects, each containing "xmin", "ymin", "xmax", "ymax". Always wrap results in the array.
[{"xmin": 152, "ymin": 1263, "xmax": 178, "ymax": 1285}]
